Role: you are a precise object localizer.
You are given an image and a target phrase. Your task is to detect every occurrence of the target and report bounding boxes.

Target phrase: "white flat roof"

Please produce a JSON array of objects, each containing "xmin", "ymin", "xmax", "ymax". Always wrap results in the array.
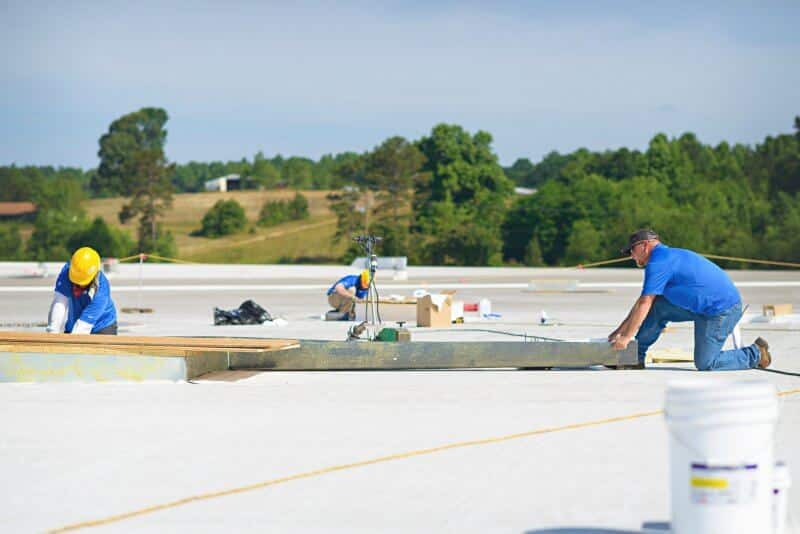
[{"xmin": 1, "ymin": 265, "xmax": 798, "ymax": 532}]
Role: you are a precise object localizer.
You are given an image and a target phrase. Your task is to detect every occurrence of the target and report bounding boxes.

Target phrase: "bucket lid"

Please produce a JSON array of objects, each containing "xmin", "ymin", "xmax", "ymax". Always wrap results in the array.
[{"xmin": 664, "ymin": 378, "xmax": 778, "ymax": 420}]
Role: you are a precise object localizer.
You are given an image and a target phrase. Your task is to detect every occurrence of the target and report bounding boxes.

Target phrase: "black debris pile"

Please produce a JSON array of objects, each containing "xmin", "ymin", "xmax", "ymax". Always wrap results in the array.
[{"xmin": 213, "ymin": 300, "xmax": 273, "ymax": 325}]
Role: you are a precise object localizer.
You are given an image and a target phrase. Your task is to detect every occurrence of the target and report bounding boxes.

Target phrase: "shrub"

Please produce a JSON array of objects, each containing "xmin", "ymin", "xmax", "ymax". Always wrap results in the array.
[
  {"xmin": 258, "ymin": 200, "xmax": 290, "ymax": 227},
  {"xmin": 259, "ymin": 193, "xmax": 310, "ymax": 227},
  {"xmin": 198, "ymin": 199, "xmax": 247, "ymax": 237}
]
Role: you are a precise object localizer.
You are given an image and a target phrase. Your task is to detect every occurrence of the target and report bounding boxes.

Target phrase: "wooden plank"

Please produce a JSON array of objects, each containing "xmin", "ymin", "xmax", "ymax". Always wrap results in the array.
[
  {"xmin": 0, "ymin": 331, "xmax": 299, "ymax": 351},
  {"xmin": 0, "ymin": 343, "xmax": 298, "ymax": 358}
]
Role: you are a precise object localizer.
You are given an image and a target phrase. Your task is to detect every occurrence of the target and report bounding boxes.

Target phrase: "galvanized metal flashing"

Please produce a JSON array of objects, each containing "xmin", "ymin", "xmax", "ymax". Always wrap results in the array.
[
  {"xmin": 0, "ymin": 332, "xmax": 638, "ymax": 382},
  {"xmin": 230, "ymin": 339, "xmax": 638, "ymax": 371}
]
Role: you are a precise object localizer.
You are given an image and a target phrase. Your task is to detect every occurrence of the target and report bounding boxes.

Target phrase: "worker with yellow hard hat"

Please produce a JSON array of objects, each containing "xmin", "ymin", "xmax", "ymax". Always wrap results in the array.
[
  {"xmin": 46, "ymin": 246, "xmax": 118, "ymax": 335},
  {"xmin": 326, "ymin": 270, "xmax": 371, "ymax": 320}
]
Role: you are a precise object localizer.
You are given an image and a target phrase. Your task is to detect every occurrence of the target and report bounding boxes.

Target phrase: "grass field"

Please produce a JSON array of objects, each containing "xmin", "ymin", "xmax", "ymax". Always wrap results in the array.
[{"xmin": 83, "ymin": 190, "xmax": 349, "ymax": 264}]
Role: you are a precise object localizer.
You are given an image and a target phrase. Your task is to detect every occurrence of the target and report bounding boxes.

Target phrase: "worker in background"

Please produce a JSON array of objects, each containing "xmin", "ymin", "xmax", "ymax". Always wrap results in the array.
[
  {"xmin": 46, "ymin": 246, "xmax": 118, "ymax": 335},
  {"xmin": 608, "ymin": 229, "xmax": 771, "ymax": 370},
  {"xmin": 327, "ymin": 270, "xmax": 370, "ymax": 320}
]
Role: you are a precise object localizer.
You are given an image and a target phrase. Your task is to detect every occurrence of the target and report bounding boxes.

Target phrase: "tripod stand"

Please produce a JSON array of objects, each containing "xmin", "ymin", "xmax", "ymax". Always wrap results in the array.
[{"xmin": 348, "ymin": 235, "xmax": 382, "ymax": 340}]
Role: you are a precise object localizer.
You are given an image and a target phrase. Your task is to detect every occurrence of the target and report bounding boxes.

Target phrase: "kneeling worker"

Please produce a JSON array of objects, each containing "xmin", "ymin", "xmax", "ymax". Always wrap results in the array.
[
  {"xmin": 326, "ymin": 270, "xmax": 370, "ymax": 320},
  {"xmin": 47, "ymin": 246, "xmax": 118, "ymax": 335},
  {"xmin": 609, "ymin": 229, "xmax": 770, "ymax": 370}
]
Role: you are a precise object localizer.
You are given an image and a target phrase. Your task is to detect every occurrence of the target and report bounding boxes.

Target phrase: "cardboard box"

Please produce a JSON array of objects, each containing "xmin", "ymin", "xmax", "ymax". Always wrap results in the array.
[
  {"xmin": 763, "ymin": 303, "xmax": 793, "ymax": 317},
  {"xmin": 354, "ymin": 302, "xmax": 416, "ymax": 323},
  {"xmin": 416, "ymin": 294, "xmax": 453, "ymax": 327}
]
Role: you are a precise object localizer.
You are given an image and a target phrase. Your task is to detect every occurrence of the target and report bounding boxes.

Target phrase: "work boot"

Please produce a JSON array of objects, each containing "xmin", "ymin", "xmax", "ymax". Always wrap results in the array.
[{"xmin": 754, "ymin": 337, "xmax": 771, "ymax": 369}]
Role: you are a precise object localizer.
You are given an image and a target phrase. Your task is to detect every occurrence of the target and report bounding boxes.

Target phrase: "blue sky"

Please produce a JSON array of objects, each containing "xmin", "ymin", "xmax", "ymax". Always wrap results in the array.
[{"xmin": 1, "ymin": 0, "xmax": 798, "ymax": 168}]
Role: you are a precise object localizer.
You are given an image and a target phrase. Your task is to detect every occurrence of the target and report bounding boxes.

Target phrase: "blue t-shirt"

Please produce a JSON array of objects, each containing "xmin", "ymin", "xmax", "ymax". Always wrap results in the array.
[
  {"xmin": 327, "ymin": 275, "xmax": 368, "ymax": 299},
  {"xmin": 641, "ymin": 244, "xmax": 740, "ymax": 316},
  {"xmin": 54, "ymin": 263, "xmax": 117, "ymax": 333}
]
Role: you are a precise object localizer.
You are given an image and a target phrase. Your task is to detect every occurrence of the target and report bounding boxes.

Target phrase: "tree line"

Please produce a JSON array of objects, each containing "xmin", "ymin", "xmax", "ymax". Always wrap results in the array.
[
  {"xmin": 327, "ymin": 118, "xmax": 800, "ymax": 268},
  {"xmin": 1, "ymin": 107, "xmax": 798, "ymax": 266}
]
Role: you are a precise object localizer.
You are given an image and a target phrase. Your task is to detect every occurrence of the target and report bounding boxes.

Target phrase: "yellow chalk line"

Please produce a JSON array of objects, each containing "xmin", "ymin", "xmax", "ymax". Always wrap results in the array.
[{"xmin": 50, "ymin": 388, "xmax": 800, "ymax": 532}]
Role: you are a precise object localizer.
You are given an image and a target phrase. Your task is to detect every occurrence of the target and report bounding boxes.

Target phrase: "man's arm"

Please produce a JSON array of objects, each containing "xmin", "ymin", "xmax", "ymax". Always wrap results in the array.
[
  {"xmin": 46, "ymin": 293, "xmax": 69, "ymax": 333},
  {"xmin": 333, "ymin": 283, "xmax": 356, "ymax": 298},
  {"xmin": 609, "ymin": 295, "xmax": 656, "ymax": 350}
]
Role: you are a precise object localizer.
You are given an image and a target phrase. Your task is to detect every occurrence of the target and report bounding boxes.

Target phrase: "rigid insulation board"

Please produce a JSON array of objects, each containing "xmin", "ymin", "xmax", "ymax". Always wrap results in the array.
[
  {"xmin": 0, "ymin": 333, "xmax": 638, "ymax": 381},
  {"xmin": 0, "ymin": 332, "xmax": 300, "ymax": 382},
  {"xmin": 230, "ymin": 339, "xmax": 639, "ymax": 370},
  {"xmin": 0, "ymin": 351, "xmax": 189, "ymax": 382}
]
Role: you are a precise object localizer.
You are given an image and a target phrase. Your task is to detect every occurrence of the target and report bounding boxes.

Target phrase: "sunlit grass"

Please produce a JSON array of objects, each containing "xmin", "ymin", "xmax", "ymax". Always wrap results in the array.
[{"xmin": 82, "ymin": 190, "xmax": 347, "ymax": 264}]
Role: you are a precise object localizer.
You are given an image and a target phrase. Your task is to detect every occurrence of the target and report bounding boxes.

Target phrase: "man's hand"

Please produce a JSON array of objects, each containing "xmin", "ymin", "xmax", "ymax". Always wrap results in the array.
[
  {"xmin": 611, "ymin": 335, "xmax": 632, "ymax": 351},
  {"xmin": 607, "ymin": 328, "xmax": 621, "ymax": 342}
]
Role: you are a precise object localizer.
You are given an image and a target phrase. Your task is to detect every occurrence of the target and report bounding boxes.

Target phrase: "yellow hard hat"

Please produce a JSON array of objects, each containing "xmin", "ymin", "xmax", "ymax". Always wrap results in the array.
[
  {"xmin": 360, "ymin": 269, "xmax": 371, "ymax": 288},
  {"xmin": 69, "ymin": 247, "xmax": 101, "ymax": 286}
]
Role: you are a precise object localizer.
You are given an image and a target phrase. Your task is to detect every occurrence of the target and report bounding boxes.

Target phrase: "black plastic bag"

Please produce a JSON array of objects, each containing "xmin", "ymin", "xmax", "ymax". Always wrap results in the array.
[{"xmin": 214, "ymin": 300, "xmax": 273, "ymax": 325}]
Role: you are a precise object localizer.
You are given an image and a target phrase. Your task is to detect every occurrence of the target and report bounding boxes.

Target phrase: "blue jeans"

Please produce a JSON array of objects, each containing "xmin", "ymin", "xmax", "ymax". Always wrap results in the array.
[{"xmin": 635, "ymin": 297, "xmax": 760, "ymax": 371}]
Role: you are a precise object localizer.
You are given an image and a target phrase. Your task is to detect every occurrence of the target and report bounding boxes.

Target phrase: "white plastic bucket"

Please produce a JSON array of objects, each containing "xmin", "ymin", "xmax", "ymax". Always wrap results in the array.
[
  {"xmin": 478, "ymin": 298, "xmax": 491, "ymax": 317},
  {"xmin": 773, "ymin": 461, "xmax": 791, "ymax": 534},
  {"xmin": 664, "ymin": 379, "xmax": 779, "ymax": 534}
]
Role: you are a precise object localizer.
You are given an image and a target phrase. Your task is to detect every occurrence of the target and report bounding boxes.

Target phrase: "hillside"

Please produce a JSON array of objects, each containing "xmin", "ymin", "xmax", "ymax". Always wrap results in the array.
[{"xmin": 83, "ymin": 190, "xmax": 348, "ymax": 264}]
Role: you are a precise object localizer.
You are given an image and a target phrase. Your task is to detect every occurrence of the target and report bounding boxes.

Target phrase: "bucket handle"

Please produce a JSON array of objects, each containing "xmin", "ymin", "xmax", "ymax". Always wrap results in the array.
[
  {"xmin": 664, "ymin": 394, "xmax": 784, "ymax": 464},
  {"xmin": 666, "ymin": 422, "xmax": 777, "ymax": 467}
]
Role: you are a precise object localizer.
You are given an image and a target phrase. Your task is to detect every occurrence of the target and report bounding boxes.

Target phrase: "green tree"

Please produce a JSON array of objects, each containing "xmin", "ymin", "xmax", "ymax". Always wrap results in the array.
[
  {"xmin": 251, "ymin": 152, "xmax": 281, "ymax": 189},
  {"xmin": 199, "ymin": 199, "xmax": 247, "ymax": 237},
  {"xmin": 365, "ymin": 136, "xmax": 425, "ymax": 219},
  {"xmin": 351, "ymin": 136, "xmax": 426, "ymax": 256},
  {"xmin": 287, "ymin": 192, "xmax": 310, "ymax": 220},
  {"xmin": 283, "ymin": 157, "xmax": 314, "ymax": 189},
  {"xmin": 523, "ymin": 235, "xmax": 544, "ymax": 266},
  {"xmin": 414, "ymin": 124, "xmax": 513, "ymax": 265},
  {"xmin": 504, "ymin": 158, "xmax": 535, "ymax": 186},
  {"xmin": 144, "ymin": 227, "xmax": 177, "ymax": 259},
  {"xmin": 527, "ymin": 151, "xmax": 575, "ymax": 186},
  {"xmin": 0, "ymin": 166, "xmax": 37, "ymax": 201},
  {"xmin": 93, "ymin": 107, "xmax": 169, "ymax": 197},
  {"xmin": 564, "ymin": 219, "xmax": 603, "ymax": 265},
  {"xmin": 327, "ymin": 187, "xmax": 365, "ymax": 246},
  {"xmin": 258, "ymin": 200, "xmax": 290, "ymax": 226},
  {"xmin": 95, "ymin": 108, "xmax": 175, "ymax": 254},
  {"xmin": 32, "ymin": 174, "xmax": 86, "ymax": 214},
  {"xmin": 0, "ymin": 224, "xmax": 23, "ymax": 260},
  {"xmin": 67, "ymin": 217, "xmax": 135, "ymax": 259},
  {"xmin": 26, "ymin": 210, "xmax": 83, "ymax": 261},
  {"xmin": 117, "ymin": 149, "xmax": 175, "ymax": 251},
  {"xmin": 764, "ymin": 192, "xmax": 800, "ymax": 263}
]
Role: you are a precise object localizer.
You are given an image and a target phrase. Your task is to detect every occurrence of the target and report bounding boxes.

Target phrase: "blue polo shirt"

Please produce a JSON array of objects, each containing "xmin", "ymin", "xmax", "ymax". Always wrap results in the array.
[
  {"xmin": 327, "ymin": 275, "xmax": 368, "ymax": 299},
  {"xmin": 641, "ymin": 244, "xmax": 740, "ymax": 316},
  {"xmin": 54, "ymin": 263, "xmax": 117, "ymax": 333}
]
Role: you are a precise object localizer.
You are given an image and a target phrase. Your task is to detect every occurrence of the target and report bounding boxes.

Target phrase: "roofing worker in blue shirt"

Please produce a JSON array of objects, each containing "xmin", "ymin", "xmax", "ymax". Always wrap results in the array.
[
  {"xmin": 327, "ymin": 270, "xmax": 370, "ymax": 320},
  {"xmin": 46, "ymin": 246, "xmax": 118, "ymax": 335},
  {"xmin": 608, "ymin": 229, "xmax": 771, "ymax": 370}
]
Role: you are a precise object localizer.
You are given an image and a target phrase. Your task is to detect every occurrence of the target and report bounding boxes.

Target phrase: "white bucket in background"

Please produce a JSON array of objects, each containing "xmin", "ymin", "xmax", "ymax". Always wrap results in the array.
[
  {"xmin": 664, "ymin": 379, "xmax": 779, "ymax": 534},
  {"xmin": 478, "ymin": 298, "xmax": 491, "ymax": 317},
  {"xmin": 773, "ymin": 461, "xmax": 791, "ymax": 534}
]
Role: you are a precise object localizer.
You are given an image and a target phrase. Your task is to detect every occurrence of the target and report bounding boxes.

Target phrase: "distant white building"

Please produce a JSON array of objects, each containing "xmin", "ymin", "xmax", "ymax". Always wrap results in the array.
[
  {"xmin": 514, "ymin": 187, "xmax": 537, "ymax": 196},
  {"xmin": 204, "ymin": 174, "xmax": 241, "ymax": 192}
]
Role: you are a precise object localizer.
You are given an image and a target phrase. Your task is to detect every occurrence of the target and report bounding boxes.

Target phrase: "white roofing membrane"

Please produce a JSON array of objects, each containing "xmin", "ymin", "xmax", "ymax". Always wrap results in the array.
[{"xmin": 1, "ymin": 264, "xmax": 798, "ymax": 533}]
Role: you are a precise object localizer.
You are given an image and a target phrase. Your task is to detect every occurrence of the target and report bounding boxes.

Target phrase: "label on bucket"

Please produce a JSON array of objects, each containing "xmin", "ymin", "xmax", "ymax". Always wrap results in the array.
[{"xmin": 689, "ymin": 463, "xmax": 758, "ymax": 505}]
